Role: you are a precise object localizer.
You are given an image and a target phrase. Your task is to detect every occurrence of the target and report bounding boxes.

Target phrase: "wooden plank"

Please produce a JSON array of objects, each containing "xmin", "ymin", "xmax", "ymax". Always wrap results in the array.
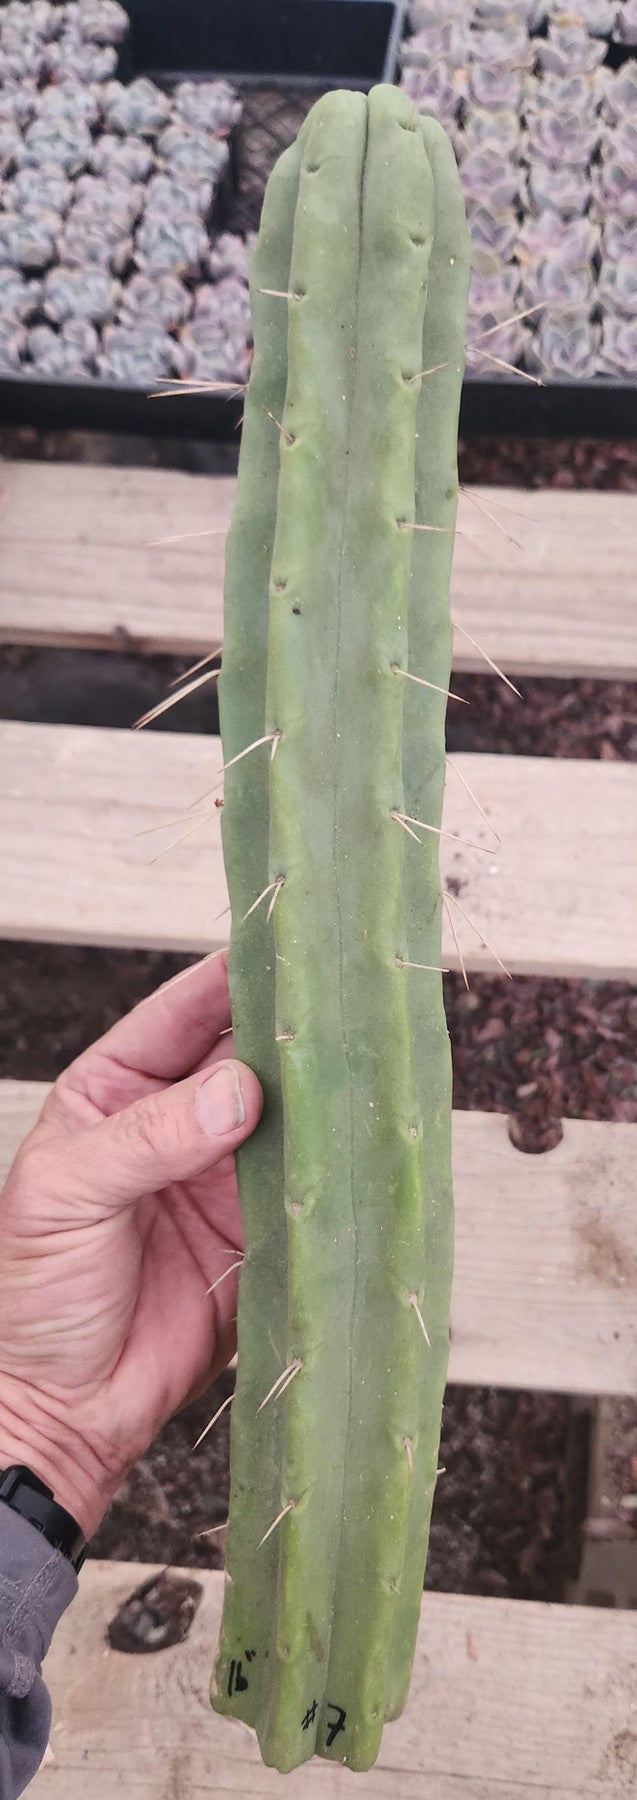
[
  {"xmin": 3, "ymin": 1087, "xmax": 634, "ymax": 1396},
  {"xmin": 0, "ymin": 463, "xmax": 232, "ymax": 657},
  {"xmin": 32, "ymin": 1562, "xmax": 637, "ymax": 1798},
  {"xmin": 1, "ymin": 463, "xmax": 636, "ymax": 677},
  {"xmin": 1, "ymin": 721, "xmax": 636, "ymax": 979}
]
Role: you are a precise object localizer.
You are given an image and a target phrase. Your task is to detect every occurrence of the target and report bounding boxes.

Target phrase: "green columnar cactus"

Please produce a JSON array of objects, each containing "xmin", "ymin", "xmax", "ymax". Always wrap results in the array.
[{"xmin": 213, "ymin": 85, "xmax": 470, "ymax": 1774}]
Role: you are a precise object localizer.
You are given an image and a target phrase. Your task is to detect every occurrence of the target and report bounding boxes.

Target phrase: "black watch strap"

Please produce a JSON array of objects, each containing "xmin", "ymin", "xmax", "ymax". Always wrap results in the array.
[{"xmin": 0, "ymin": 1465, "xmax": 87, "ymax": 1572}]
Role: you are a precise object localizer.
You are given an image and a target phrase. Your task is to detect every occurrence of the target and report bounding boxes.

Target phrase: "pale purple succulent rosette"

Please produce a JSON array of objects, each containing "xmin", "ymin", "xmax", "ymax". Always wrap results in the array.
[
  {"xmin": 0, "ymin": 0, "xmax": 246, "ymax": 389},
  {"xmin": 401, "ymin": 0, "xmax": 637, "ymax": 382}
]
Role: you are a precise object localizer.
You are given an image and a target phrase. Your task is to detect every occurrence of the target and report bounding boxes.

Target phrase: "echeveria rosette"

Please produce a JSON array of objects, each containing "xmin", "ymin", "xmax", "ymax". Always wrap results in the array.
[
  {"xmin": 173, "ymin": 79, "xmax": 242, "ymax": 135},
  {"xmin": 598, "ymin": 315, "xmax": 637, "ymax": 374},
  {"xmin": 524, "ymin": 307, "xmax": 601, "ymax": 378},
  {"xmin": 101, "ymin": 78, "xmax": 172, "ymax": 140},
  {"xmin": 97, "ymin": 320, "xmax": 186, "ymax": 382},
  {"xmin": 118, "ymin": 272, "xmax": 193, "ymax": 334},
  {"xmin": 42, "ymin": 262, "xmax": 120, "ymax": 326},
  {"xmin": 134, "ymin": 213, "xmax": 209, "ymax": 281}
]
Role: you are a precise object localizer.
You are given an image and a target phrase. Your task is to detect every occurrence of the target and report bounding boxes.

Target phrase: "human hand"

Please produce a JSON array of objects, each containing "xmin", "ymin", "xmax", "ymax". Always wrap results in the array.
[{"xmin": 0, "ymin": 952, "xmax": 262, "ymax": 1539}]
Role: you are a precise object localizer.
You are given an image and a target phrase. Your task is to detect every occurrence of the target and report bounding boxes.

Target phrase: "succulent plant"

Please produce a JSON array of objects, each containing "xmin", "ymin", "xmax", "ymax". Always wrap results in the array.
[
  {"xmin": 89, "ymin": 132, "xmax": 155, "ymax": 182},
  {"xmin": 408, "ymin": 0, "xmax": 472, "ymax": 21},
  {"xmin": 527, "ymin": 157, "xmax": 591, "ymax": 218},
  {"xmin": 469, "ymin": 257, "xmax": 521, "ymax": 313},
  {"xmin": 213, "ymin": 84, "xmax": 469, "ymax": 1774},
  {"xmin": 72, "ymin": 175, "xmax": 144, "ymax": 230},
  {"xmin": 157, "ymin": 124, "xmax": 230, "ymax": 184},
  {"xmin": 0, "ymin": 42, "xmax": 48, "ymax": 84},
  {"xmin": 97, "ymin": 320, "xmax": 184, "ymax": 381},
  {"xmin": 520, "ymin": 258, "xmax": 596, "ymax": 309},
  {"xmin": 26, "ymin": 318, "xmax": 97, "ymax": 377},
  {"xmin": 59, "ymin": 214, "xmax": 133, "ymax": 275},
  {"xmin": 0, "ymin": 264, "xmax": 42, "ymax": 320},
  {"xmin": 525, "ymin": 306, "xmax": 601, "ymax": 377},
  {"xmin": 523, "ymin": 75, "xmax": 602, "ymax": 163},
  {"xmin": 401, "ymin": 21, "xmax": 472, "ymax": 64},
  {"xmin": 466, "ymin": 316, "xmax": 527, "ymax": 373},
  {"xmin": 208, "ymin": 231, "xmax": 253, "ymax": 284},
  {"xmin": 42, "ymin": 263, "xmax": 119, "ymax": 325},
  {"xmin": 546, "ymin": 0, "xmax": 615, "ymax": 29},
  {"xmin": 0, "ymin": 123, "xmax": 23, "ymax": 174},
  {"xmin": 467, "ymin": 201, "xmax": 519, "ymax": 257},
  {"xmin": 598, "ymin": 313, "xmax": 637, "ymax": 373},
  {"xmin": 180, "ymin": 292, "xmax": 252, "ymax": 385},
  {"xmin": 601, "ymin": 61, "xmax": 637, "ymax": 121},
  {"xmin": 524, "ymin": 113, "xmax": 601, "ymax": 166},
  {"xmin": 535, "ymin": 20, "xmax": 607, "ymax": 72},
  {"xmin": 0, "ymin": 83, "xmax": 38, "ymax": 130},
  {"xmin": 459, "ymin": 145, "xmax": 525, "ymax": 208},
  {"xmin": 173, "ymin": 79, "xmax": 243, "ymax": 134},
  {"xmin": 591, "ymin": 155, "xmax": 637, "ymax": 220},
  {"xmin": 195, "ymin": 274, "xmax": 251, "ymax": 329},
  {"xmin": 134, "ymin": 213, "xmax": 208, "ymax": 280},
  {"xmin": 604, "ymin": 216, "xmax": 637, "ymax": 261},
  {"xmin": 117, "ymin": 271, "xmax": 192, "ymax": 332},
  {"xmin": 77, "ymin": 0, "xmax": 129, "ymax": 45},
  {"xmin": 2, "ymin": 0, "xmax": 59, "ymax": 34},
  {"xmin": 0, "ymin": 316, "xmax": 27, "ymax": 370},
  {"xmin": 0, "ymin": 208, "xmax": 61, "ymax": 271},
  {"xmin": 485, "ymin": 0, "xmax": 545, "ymax": 16},
  {"xmin": 473, "ymin": 19, "xmax": 535, "ymax": 63},
  {"xmin": 461, "ymin": 106, "xmax": 522, "ymax": 153},
  {"xmin": 37, "ymin": 80, "xmax": 103, "ymax": 129},
  {"xmin": 3, "ymin": 0, "xmax": 57, "ymax": 38},
  {"xmin": 517, "ymin": 208, "xmax": 600, "ymax": 264},
  {"xmin": 146, "ymin": 170, "xmax": 214, "ymax": 221},
  {"xmin": 468, "ymin": 61, "xmax": 524, "ymax": 108},
  {"xmin": 102, "ymin": 77, "xmax": 172, "ymax": 138},
  {"xmin": 20, "ymin": 113, "xmax": 92, "ymax": 176},
  {"xmin": 597, "ymin": 255, "xmax": 637, "ymax": 315},
  {"xmin": 401, "ymin": 62, "xmax": 465, "ymax": 129},
  {"xmin": 613, "ymin": 0, "xmax": 637, "ymax": 43},
  {"xmin": 46, "ymin": 36, "xmax": 118, "ymax": 83}
]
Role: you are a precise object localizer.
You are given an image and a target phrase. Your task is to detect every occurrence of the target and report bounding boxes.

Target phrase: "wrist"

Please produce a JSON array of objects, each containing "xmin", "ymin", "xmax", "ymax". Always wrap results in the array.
[{"xmin": 0, "ymin": 1382, "xmax": 118, "ymax": 1540}]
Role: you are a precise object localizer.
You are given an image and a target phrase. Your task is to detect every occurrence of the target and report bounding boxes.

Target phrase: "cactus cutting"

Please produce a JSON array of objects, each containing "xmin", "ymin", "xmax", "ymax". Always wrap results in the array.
[{"xmin": 213, "ymin": 84, "xmax": 470, "ymax": 1773}]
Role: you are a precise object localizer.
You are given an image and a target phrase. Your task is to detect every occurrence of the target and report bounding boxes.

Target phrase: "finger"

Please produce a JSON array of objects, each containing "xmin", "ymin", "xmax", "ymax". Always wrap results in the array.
[
  {"xmin": 68, "ymin": 950, "xmax": 232, "ymax": 1086},
  {"xmin": 44, "ymin": 1059, "xmax": 263, "ymax": 1216}
]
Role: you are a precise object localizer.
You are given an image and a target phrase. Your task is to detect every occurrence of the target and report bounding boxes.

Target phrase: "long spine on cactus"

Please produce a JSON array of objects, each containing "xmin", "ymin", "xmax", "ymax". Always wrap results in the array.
[{"xmin": 214, "ymin": 86, "xmax": 470, "ymax": 1774}]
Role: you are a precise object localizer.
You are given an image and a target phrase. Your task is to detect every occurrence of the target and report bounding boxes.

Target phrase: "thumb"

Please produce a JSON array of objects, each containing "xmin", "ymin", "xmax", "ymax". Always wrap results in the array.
[{"xmin": 49, "ymin": 1060, "xmax": 263, "ymax": 1215}]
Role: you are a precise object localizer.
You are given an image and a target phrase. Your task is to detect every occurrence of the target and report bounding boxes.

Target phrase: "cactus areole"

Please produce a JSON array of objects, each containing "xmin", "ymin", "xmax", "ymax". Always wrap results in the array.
[{"xmin": 213, "ymin": 85, "xmax": 470, "ymax": 1773}]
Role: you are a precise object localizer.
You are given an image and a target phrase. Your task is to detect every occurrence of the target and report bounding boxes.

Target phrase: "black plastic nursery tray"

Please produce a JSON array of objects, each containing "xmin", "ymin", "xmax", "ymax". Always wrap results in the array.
[
  {"xmin": 1, "ymin": 372, "xmax": 636, "ymax": 441},
  {"xmin": 121, "ymin": 0, "xmax": 405, "ymax": 89}
]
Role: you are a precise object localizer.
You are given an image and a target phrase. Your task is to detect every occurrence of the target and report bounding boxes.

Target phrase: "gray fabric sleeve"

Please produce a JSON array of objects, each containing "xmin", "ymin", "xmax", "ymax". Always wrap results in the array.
[{"xmin": 0, "ymin": 1504, "xmax": 77, "ymax": 1800}]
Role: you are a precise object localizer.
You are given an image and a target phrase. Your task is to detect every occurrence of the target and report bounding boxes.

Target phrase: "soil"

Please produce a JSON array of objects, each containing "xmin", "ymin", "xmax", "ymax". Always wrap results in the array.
[{"xmin": 1, "ymin": 431, "xmax": 635, "ymax": 1600}]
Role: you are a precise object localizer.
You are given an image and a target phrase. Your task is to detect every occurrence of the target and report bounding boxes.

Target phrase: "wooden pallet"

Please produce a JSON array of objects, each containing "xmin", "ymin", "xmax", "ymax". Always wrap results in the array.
[
  {"xmin": 2, "ymin": 463, "xmax": 636, "ymax": 677},
  {"xmin": 29, "ymin": 1564, "xmax": 637, "ymax": 1800},
  {"xmin": 1, "ymin": 461, "xmax": 636, "ymax": 1796}
]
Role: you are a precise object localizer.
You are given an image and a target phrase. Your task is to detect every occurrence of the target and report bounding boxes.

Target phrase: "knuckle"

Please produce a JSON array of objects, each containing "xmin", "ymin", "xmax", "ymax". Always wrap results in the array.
[{"xmin": 125, "ymin": 1095, "xmax": 165, "ymax": 1162}]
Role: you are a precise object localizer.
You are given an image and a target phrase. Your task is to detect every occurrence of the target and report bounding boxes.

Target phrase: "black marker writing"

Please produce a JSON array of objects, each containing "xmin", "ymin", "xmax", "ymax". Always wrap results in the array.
[
  {"xmin": 226, "ymin": 1648, "xmax": 253, "ymax": 1692},
  {"xmin": 325, "ymin": 1702, "xmax": 347, "ymax": 1747}
]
